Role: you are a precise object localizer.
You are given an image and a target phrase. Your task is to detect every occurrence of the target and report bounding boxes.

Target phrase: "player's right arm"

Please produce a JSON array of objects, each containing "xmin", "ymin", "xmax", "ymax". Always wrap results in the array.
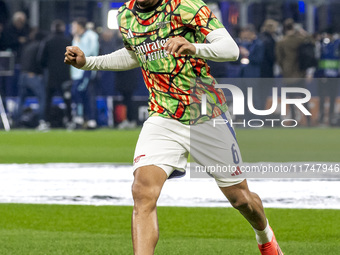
[{"xmin": 64, "ymin": 46, "xmax": 140, "ymax": 71}]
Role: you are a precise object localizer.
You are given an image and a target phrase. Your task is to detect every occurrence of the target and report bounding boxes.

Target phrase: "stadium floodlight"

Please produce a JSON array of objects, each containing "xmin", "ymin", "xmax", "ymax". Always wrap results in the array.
[{"xmin": 107, "ymin": 9, "xmax": 119, "ymax": 30}]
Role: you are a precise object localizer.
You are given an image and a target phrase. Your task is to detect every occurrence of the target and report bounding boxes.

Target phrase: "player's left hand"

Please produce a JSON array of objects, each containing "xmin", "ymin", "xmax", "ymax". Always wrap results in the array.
[{"xmin": 163, "ymin": 37, "xmax": 196, "ymax": 56}]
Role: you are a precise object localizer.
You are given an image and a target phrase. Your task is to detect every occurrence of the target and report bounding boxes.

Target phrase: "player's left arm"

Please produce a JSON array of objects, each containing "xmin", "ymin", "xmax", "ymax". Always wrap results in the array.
[
  {"xmin": 163, "ymin": 0, "xmax": 239, "ymax": 62},
  {"xmin": 164, "ymin": 29, "xmax": 239, "ymax": 62}
]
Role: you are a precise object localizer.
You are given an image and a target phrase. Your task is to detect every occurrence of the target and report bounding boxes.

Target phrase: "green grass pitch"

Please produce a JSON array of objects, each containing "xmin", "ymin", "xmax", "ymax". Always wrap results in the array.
[
  {"xmin": 0, "ymin": 128, "xmax": 339, "ymax": 254},
  {"xmin": 0, "ymin": 128, "xmax": 339, "ymax": 163},
  {"xmin": 0, "ymin": 204, "xmax": 339, "ymax": 254}
]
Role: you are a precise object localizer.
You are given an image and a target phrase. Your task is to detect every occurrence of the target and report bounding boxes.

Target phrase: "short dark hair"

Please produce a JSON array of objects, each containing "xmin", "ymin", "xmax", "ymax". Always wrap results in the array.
[
  {"xmin": 284, "ymin": 18, "xmax": 294, "ymax": 32},
  {"xmin": 74, "ymin": 17, "xmax": 87, "ymax": 29},
  {"xmin": 51, "ymin": 19, "xmax": 65, "ymax": 33}
]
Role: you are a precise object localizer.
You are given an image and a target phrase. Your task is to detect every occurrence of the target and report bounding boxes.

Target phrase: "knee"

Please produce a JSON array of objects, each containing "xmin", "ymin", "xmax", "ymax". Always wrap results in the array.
[{"xmin": 132, "ymin": 182, "xmax": 158, "ymax": 211}]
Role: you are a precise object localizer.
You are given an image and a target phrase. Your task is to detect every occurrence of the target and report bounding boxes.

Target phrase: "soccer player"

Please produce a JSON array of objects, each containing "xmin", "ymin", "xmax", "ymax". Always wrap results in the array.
[{"xmin": 64, "ymin": 0, "xmax": 284, "ymax": 254}]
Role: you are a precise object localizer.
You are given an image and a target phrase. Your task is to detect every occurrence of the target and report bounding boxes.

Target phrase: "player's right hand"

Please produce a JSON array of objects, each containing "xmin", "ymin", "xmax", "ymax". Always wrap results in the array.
[{"xmin": 64, "ymin": 46, "xmax": 86, "ymax": 69}]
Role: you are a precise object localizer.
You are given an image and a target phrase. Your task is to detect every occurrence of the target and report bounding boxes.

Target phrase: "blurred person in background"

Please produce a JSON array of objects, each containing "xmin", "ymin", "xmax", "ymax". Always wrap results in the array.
[
  {"xmin": 99, "ymin": 29, "xmax": 120, "ymax": 55},
  {"xmin": 70, "ymin": 18, "xmax": 99, "ymax": 129},
  {"xmin": 114, "ymin": 32, "xmax": 139, "ymax": 129},
  {"xmin": 239, "ymin": 25, "xmax": 264, "ymax": 79},
  {"xmin": 258, "ymin": 19, "xmax": 278, "ymax": 112},
  {"xmin": 276, "ymin": 18, "xmax": 312, "ymax": 124},
  {"xmin": 315, "ymin": 28, "xmax": 340, "ymax": 126},
  {"xmin": 38, "ymin": 19, "xmax": 72, "ymax": 130},
  {"xmin": 1, "ymin": 11, "xmax": 30, "ymax": 112},
  {"xmin": 115, "ymin": 68, "xmax": 139, "ymax": 129},
  {"xmin": 238, "ymin": 24, "xmax": 265, "ymax": 121},
  {"xmin": 2, "ymin": 11, "xmax": 29, "ymax": 62},
  {"xmin": 259, "ymin": 19, "xmax": 278, "ymax": 79},
  {"xmin": 0, "ymin": 0, "xmax": 9, "ymax": 41},
  {"xmin": 14, "ymin": 29, "xmax": 46, "ymax": 128},
  {"xmin": 97, "ymin": 29, "xmax": 119, "ymax": 96},
  {"xmin": 276, "ymin": 19, "xmax": 308, "ymax": 80},
  {"xmin": 98, "ymin": 30, "xmax": 139, "ymax": 129}
]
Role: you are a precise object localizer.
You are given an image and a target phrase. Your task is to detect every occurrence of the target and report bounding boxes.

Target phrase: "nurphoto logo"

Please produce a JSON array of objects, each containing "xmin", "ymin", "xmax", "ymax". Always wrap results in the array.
[{"xmin": 201, "ymin": 84, "xmax": 312, "ymax": 128}]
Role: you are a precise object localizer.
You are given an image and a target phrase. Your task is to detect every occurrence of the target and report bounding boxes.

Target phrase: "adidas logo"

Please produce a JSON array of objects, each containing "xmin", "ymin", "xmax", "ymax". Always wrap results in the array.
[
  {"xmin": 127, "ymin": 29, "xmax": 134, "ymax": 39},
  {"xmin": 231, "ymin": 166, "xmax": 242, "ymax": 176}
]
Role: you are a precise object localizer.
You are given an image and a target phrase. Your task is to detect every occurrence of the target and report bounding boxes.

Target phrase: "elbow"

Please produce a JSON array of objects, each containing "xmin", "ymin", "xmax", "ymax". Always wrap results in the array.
[
  {"xmin": 230, "ymin": 46, "xmax": 239, "ymax": 61},
  {"xmin": 222, "ymin": 44, "xmax": 239, "ymax": 62},
  {"xmin": 214, "ymin": 46, "xmax": 239, "ymax": 62}
]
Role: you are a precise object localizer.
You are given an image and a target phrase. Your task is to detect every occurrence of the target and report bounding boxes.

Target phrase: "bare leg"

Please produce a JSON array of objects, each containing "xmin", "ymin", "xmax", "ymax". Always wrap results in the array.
[
  {"xmin": 131, "ymin": 165, "xmax": 168, "ymax": 255},
  {"xmin": 220, "ymin": 179, "xmax": 267, "ymax": 231}
]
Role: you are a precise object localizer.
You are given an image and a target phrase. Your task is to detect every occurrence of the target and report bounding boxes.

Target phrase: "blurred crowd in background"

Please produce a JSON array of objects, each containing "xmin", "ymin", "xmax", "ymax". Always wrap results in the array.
[{"xmin": 0, "ymin": 0, "xmax": 340, "ymax": 130}]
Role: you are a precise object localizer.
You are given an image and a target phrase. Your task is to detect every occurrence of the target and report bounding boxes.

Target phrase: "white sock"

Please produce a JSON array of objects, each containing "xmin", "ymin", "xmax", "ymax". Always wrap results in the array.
[{"xmin": 253, "ymin": 219, "xmax": 274, "ymax": 245}]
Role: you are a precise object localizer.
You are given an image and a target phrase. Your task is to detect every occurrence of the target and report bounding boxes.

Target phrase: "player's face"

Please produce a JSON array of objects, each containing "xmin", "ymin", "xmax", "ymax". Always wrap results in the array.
[
  {"xmin": 136, "ymin": 0, "xmax": 159, "ymax": 9},
  {"xmin": 71, "ymin": 22, "xmax": 79, "ymax": 36}
]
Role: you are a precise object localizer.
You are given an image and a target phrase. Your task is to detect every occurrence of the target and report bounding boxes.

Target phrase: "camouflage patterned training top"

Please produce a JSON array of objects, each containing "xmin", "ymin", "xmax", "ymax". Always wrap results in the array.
[{"xmin": 118, "ymin": 0, "xmax": 228, "ymax": 125}]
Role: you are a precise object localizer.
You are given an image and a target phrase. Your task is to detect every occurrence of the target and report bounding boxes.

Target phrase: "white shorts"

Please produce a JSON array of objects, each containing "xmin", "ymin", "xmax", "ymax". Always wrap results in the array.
[{"xmin": 133, "ymin": 113, "xmax": 245, "ymax": 187}]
